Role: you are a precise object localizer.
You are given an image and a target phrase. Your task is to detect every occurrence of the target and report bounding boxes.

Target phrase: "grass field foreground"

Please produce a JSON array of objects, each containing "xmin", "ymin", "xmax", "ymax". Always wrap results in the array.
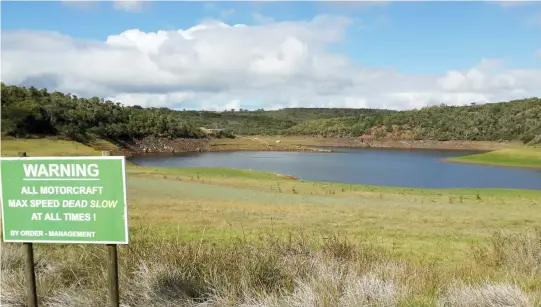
[{"xmin": 1, "ymin": 138, "xmax": 541, "ymax": 306}]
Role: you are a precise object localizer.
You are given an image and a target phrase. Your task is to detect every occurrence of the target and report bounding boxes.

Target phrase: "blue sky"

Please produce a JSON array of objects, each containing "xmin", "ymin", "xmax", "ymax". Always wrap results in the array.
[
  {"xmin": 3, "ymin": 1, "xmax": 540, "ymax": 74},
  {"xmin": 2, "ymin": 1, "xmax": 540, "ymax": 110}
]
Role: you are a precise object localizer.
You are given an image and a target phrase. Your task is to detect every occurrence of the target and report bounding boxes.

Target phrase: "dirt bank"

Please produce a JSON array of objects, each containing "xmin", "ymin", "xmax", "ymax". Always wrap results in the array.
[
  {"xmin": 213, "ymin": 136, "xmax": 514, "ymax": 151},
  {"xmin": 111, "ymin": 137, "xmax": 210, "ymax": 156},
  {"xmin": 306, "ymin": 138, "xmax": 513, "ymax": 151},
  {"xmin": 111, "ymin": 136, "xmax": 331, "ymax": 156},
  {"xmin": 110, "ymin": 136, "xmax": 514, "ymax": 156}
]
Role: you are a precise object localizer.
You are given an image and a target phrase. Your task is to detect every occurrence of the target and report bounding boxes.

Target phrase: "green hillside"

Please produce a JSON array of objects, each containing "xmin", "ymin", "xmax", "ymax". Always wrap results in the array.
[
  {"xmin": 2, "ymin": 83, "xmax": 540, "ymax": 144},
  {"xmin": 286, "ymin": 99, "xmax": 541, "ymax": 144},
  {"xmin": 1, "ymin": 83, "xmax": 390, "ymax": 139}
]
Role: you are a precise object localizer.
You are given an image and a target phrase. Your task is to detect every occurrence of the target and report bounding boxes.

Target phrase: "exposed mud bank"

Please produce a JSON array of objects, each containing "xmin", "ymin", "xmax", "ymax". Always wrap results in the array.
[
  {"xmin": 112, "ymin": 136, "xmax": 331, "ymax": 157},
  {"xmin": 110, "ymin": 136, "xmax": 513, "ymax": 157},
  {"xmin": 111, "ymin": 137, "xmax": 210, "ymax": 156},
  {"xmin": 297, "ymin": 138, "xmax": 513, "ymax": 151}
]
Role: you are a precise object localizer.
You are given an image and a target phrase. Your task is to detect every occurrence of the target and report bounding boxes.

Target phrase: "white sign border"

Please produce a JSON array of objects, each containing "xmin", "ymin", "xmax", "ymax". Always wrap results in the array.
[{"xmin": 0, "ymin": 156, "xmax": 129, "ymax": 245}]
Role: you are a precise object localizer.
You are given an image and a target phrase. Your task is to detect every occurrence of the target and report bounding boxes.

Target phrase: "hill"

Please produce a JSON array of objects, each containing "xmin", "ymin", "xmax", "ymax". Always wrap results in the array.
[
  {"xmin": 0, "ymin": 83, "xmax": 391, "ymax": 140},
  {"xmin": 2, "ymin": 83, "xmax": 540, "ymax": 145},
  {"xmin": 286, "ymin": 99, "xmax": 541, "ymax": 144}
]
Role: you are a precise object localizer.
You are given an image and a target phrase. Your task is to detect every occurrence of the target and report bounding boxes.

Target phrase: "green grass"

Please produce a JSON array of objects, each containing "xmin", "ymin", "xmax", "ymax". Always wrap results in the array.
[
  {"xmin": 129, "ymin": 165, "xmax": 292, "ymax": 180},
  {"xmin": 445, "ymin": 146, "xmax": 541, "ymax": 169},
  {"xmin": 124, "ymin": 176, "xmax": 541, "ymax": 261},
  {"xmin": 2, "ymin": 138, "xmax": 541, "ymax": 306},
  {"xmin": 0, "ymin": 137, "xmax": 119, "ymax": 157}
]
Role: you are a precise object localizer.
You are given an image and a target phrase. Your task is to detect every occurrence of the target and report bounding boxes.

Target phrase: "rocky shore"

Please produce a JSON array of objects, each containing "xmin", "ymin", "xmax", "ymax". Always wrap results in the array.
[
  {"xmin": 111, "ymin": 137, "xmax": 209, "ymax": 156},
  {"xmin": 110, "ymin": 136, "xmax": 511, "ymax": 157},
  {"xmin": 311, "ymin": 139, "xmax": 511, "ymax": 151},
  {"xmin": 112, "ymin": 136, "xmax": 332, "ymax": 156}
]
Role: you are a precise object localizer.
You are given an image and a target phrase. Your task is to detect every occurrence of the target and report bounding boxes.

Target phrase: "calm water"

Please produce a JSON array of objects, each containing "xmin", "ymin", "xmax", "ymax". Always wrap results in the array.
[{"xmin": 128, "ymin": 148, "xmax": 541, "ymax": 189}]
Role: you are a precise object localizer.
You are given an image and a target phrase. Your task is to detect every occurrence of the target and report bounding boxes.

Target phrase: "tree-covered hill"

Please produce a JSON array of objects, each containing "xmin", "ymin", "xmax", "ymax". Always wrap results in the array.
[
  {"xmin": 0, "ymin": 83, "xmax": 390, "ymax": 140},
  {"xmin": 2, "ymin": 83, "xmax": 540, "ymax": 144},
  {"xmin": 286, "ymin": 99, "xmax": 541, "ymax": 144}
]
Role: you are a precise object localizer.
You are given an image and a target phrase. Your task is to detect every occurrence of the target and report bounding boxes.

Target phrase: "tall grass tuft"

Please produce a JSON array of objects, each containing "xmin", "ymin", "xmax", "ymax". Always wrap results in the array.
[
  {"xmin": 339, "ymin": 272, "xmax": 399, "ymax": 307},
  {"xmin": 437, "ymin": 282, "xmax": 533, "ymax": 307},
  {"xmin": 474, "ymin": 229, "xmax": 541, "ymax": 275}
]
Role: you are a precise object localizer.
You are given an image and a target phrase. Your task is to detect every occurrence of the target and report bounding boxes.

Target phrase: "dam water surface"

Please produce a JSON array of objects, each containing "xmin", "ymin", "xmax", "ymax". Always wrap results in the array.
[{"xmin": 128, "ymin": 147, "xmax": 541, "ymax": 190}]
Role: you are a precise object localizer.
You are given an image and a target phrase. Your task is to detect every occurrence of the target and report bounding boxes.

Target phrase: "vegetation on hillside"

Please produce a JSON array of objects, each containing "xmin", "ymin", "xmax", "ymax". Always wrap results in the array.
[
  {"xmin": 1, "ymin": 83, "xmax": 209, "ymax": 141},
  {"xmin": 286, "ymin": 99, "xmax": 541, "ymax": 144},
  {"xmin": 0, "ymin": 83, "xmax": 388, "ymax": 140},
  {"xmin": 2, "ymin": 83, "xmax": 540, "ymax": 144}
]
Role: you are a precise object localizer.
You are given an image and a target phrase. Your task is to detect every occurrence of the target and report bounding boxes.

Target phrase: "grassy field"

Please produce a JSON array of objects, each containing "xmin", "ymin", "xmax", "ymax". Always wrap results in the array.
[
  {"xmin": 1, "ymin": 138, "xmax": 541, "ymax": 306},
  {"xmin": 0, "ymin": 137, "xmax": 119, "ymax": 157},
  {"xmin": 445, "ymin": 145, "xmax": 541, "ymax": 169}
]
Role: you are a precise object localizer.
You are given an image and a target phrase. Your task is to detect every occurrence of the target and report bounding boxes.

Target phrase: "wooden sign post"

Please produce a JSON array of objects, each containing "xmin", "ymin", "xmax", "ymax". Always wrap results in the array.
[
  {"xmin": 19, "ymin": 152, "xmax": 39, "ymax": 307},
  {"xmin": 102, "ymin": 150, "xmax": 120, "ymax": 307}
]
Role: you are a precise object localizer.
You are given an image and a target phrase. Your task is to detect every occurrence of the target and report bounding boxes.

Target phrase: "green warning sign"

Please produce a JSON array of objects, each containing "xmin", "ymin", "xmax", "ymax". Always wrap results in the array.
[{"xmin": 0, "ymin": 156, "xmax": 128, "ymax": 244}]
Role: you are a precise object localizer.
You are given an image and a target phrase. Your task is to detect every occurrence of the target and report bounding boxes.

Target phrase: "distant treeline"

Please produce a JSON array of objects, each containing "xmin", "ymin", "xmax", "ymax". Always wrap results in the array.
[
  {"xmin": 2, "ymin": 83, "xmax": 540, "ymax": 144},
  {"xmin": 0, "ymin": 83, "xmax": 388, "ymax": 140},
  {"xmin": 285, "ymin": 99, "xmax": 541, "ymax": 144}
]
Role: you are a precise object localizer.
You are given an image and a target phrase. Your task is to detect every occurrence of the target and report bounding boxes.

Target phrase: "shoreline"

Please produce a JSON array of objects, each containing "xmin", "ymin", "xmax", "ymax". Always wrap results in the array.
[
  {"xmin": 122, "ymin": 145, "xmax": 487, "ymax": 159},
  {"xmin": 117, "ymin": 136, "xmax": 513, "ymax": 157},
  {"xmin": 442, "ymin": 157, "xmax": 541, "ymax": 170},
  {"xmin": 119, "ymin": 145, "xmax": 336, "ymax": 158},
  {"xmin": 4, "ymin": 136, "xmax": 537, "ymax": 171},
  {"xmin": 121, "ymin": 137, "xmax": 541, "ymax": 171},
  {"xmin": 2, "ymin": 137, "xmax": 539, "ymax": 191}
]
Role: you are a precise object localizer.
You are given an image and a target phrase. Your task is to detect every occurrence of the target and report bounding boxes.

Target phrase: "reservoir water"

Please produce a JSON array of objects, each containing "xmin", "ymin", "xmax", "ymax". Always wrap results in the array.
[{"xmin": 128, "ymin": 148, "xmax": 541, "ymax": 190}]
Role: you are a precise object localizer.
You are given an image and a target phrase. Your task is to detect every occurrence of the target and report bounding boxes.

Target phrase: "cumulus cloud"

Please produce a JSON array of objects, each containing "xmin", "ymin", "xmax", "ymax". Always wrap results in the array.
[{"xmin": 1, "ymin": 15, "xmax": 540, "ymax": 111}]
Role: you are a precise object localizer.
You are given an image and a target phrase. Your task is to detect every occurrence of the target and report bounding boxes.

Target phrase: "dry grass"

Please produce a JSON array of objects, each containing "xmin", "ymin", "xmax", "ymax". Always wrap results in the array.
[
  {"xmin": 0, "ymin": 138, "xmax": 116, "ymax": 157},
  {"xmin": 437, "ymin": 282, "xmax": 534, "ymax": 307},
  {"xmin": 1, "ymin": 229, "xmax": 539, "ymax": 306},
  {"xmin": 473, "ymin": 229, "xmax": 541, "ymax": 278}
]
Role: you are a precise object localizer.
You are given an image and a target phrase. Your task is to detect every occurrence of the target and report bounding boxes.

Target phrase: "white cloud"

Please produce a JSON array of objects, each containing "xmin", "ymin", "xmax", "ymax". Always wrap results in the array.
[
  {"xmin": 536, "ymin": 50, "xmax": 541, "ymax": 58},
  {"xmin": 1, "ymin": 15, "xmax": 540, "ymax": 111},
  {"xmin": 112, "ymin": 0, "xmax": 144, "ymax": 12}
]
